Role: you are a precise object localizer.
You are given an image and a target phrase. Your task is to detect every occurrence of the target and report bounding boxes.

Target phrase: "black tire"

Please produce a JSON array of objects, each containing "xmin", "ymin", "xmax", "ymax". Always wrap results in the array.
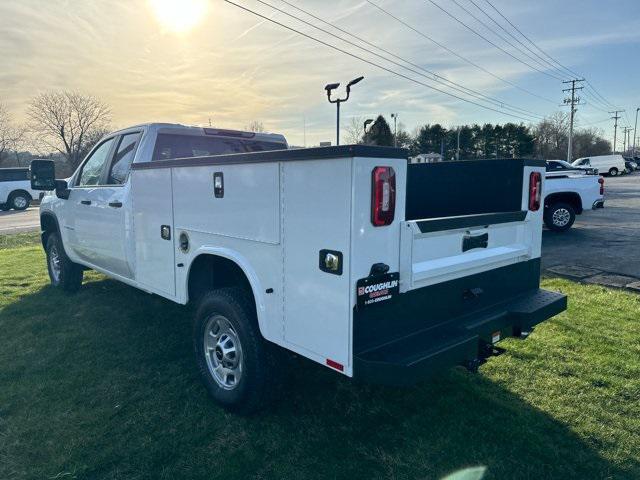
[
  {"xmin": 0, "ymin": 203, "xmax": 9, "ymax": 212},
  {"xmin": 45, "ymin": 232, "xmax": 83, "ymax": 292},
  {"xmin": 608, "ymin": 167, "xmax": 619, "ymax": 177},
  {"xmin": 8, "ymin": 191, "xmax": 31, "ymax": 211},
  {"xmin": 544, "ymin": 202, "xmax": 576, "ymax": 232},
  {"xmin": 193, "ymin": 287, "xmax": 284, "ymax": 414}
]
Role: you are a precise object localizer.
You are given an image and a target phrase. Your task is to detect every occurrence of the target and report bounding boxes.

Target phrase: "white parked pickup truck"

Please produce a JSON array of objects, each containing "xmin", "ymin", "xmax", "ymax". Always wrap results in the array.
[
  {"xmin": 544, "ymin": 170, "xmax": 605, "ymax": 231},
  {"xmin": 0, "ymin": 167, "xmax": 38, "ymax": 210},
  {"xmin": 30, "ymin": 124, "xmax": 566, "ymax": 413}
]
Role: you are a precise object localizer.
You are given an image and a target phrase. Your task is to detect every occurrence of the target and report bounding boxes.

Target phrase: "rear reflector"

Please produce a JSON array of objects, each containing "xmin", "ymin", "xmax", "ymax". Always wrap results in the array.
[
  {"xmin": 528, "ymin": 171, "xmax": 541, "ymax": 211},
  {"xmin": 371, "ymin": 166, "xmax": 396, "ymax": 226},
  {"xmin": 326, "ymin": 359, "xmax": 344, "ymax": 372},
  {"xmin": 598, "ymin": 177, "xmax": 604, "ymax": 195}
]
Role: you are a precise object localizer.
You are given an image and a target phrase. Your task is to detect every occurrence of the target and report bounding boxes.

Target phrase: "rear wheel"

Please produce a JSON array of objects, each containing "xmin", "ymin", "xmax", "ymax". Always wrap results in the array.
[
  {"xmin": 544, "ymin": 202, "xmax": 576, "ymax": 232},
  {"xmin": 193, "ymin": 288, "xmax": 284, "ymax": 414},
  {"xmin": 609, "ymin": 167, "xmax": 619, "ymax": 176},
  {"xmin": 9, "ymin": 191, "xmax": 30, "ymax": 210},
  {"xmin": 46, "ymin": 232, "xmax": 83, "ymax": 292}
]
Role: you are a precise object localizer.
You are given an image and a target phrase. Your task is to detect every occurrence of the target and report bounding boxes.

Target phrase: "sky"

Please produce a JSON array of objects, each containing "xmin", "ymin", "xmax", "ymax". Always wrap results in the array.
[{"xmin": 1, "ymin": 0, "xmax": 639, "ymax": 149}]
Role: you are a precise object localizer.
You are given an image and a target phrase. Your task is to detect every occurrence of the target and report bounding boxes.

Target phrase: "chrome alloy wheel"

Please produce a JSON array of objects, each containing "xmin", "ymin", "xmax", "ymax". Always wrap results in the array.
[
  {"xmin": 49, "ymin": 245, "xmax": 62, "ymax": 283},
  {"xmin": 552, "ymin": 208, "xmax": 571, "ymax": 227},
  {"xmin": 204, "ymin": 315, "xmax": 243, "ymax": 390},
  {"xmin": 13, "ymin": 195, "xmax": 28, "ymax": 209}
]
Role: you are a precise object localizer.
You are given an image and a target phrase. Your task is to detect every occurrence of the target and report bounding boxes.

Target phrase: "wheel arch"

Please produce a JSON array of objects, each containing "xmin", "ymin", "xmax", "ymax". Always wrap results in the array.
[
  {"xmin": 186, "ymin": 248, "xmax": 267, "ymax": 338},
  {"xmin": 10, "ymin": 189, "xmax": 33, "ymax": 200},
  {"xmin": 544, "ymin": 192, "xmax": 582, "ymax": 214},
  {"xmin": 40, "ymin": 212, "xmax": 61, "ymax": 249}
]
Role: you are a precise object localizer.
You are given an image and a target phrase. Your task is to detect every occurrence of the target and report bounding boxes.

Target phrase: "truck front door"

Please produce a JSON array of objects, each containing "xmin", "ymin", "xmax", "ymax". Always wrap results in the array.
[{"xmin": 68, "ymin": 132, "xmax": 141, "ymax": 278}]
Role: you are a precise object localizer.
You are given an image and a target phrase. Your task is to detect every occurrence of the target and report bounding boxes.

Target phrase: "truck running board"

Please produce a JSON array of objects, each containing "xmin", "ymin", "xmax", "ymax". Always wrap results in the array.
[{"xmin": 354, "ymin": 288, "xmax": 566, "ymax": 385}]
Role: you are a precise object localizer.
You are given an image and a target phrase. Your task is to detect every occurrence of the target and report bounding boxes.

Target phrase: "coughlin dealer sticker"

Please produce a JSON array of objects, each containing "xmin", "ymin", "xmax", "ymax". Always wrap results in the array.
[{"xmin": 356, "ymin": 272, "xmax": 400, "ymax": 308}]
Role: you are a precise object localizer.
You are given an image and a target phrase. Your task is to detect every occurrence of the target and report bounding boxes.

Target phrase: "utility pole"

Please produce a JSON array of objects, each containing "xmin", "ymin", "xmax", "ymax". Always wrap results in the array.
[
  {"xmin": 456, "ymin": 127, "xmax": 462, "ymax": 161},
  {"xmin": 562, "ymin": 79, "xmax": 584, "ymax": 162},
  {"xmin": 633, "ymin": 107, "xmax": 639, "ymax": 156},
  {"xmin": 622, "ymin": 126, "xmax": 632, "ymax": 154},
  {"xmin": 610, "ymin": 110, "xmax": 623, "ymax": 154},
  {"xmin": 391, "ymin": 113, "xmax": 398, "ymax": 147}
]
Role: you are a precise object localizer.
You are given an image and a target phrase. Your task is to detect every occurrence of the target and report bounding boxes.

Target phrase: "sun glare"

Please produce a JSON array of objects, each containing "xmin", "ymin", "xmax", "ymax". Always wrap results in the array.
[{"xmin": 149, "ymin": 0, "xmax": 208, "ymax": 34}]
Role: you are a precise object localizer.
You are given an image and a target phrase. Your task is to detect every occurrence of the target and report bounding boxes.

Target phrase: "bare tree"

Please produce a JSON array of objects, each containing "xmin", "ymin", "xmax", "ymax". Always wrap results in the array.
[
  {"xmin": 27, "ymin": 91, "xmax": 111, "ymax": 169},
  {"xmin": 0, "ymin": 103, "xmax": 25, "ymax": 166},
  {"xmin": 345, "ymin": 116, "xmax": 365, "ymax": 144},
  {"xmin": 245, "ymin": 120, "xmax": 266, "ymax": 133}
]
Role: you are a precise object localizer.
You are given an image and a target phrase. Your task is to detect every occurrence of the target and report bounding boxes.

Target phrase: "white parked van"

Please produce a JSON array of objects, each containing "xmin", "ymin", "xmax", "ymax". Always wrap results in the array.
[{"xmin": 572, "ymin": 154, "xmax": 626, "ymax": 177}]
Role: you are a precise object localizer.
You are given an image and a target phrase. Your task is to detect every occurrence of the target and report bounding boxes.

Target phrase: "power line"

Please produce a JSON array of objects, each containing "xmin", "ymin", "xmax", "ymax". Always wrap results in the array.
[
  {"xmin": 424, "ymin": 0, "xmax": 565, "ymax": 81},
  {"xmin": 222, "ymin": 0, "xmax": 541, "ymax": 122},
  {"xmin": 364, "ymin": 0, "xmax": 557, "ymax": 105},
  {"xmin": 466, "ymin": 0, "xmax": 569, "ymax": 78},
  {"xmin": 275, "ymin": 0, "xmax": 544, "ymax": 119},
  {"xmin": 451, "ymin": 0, "xmax": 567, "ymax": 79},
  {"xmin": 480, "ymin": 0, "xmax": 620, "ymax": 110}
]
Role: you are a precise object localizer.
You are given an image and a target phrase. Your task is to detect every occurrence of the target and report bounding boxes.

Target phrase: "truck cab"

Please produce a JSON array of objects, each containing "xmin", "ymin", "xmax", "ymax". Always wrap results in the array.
[{"xmin": 33, "ymin": 125, "xmax": 566, "ymax": 413}]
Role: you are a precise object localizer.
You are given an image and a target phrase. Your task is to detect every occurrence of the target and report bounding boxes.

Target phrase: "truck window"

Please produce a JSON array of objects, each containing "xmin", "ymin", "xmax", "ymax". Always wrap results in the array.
[
  {"xmin": 152, "ymin": 134, "xmax": 286, "ymax": 161},
  {"xmin": 0, "ymin": 169, "xmax": 29, "ymax": 182},
  {"xmin": 77, "ymin": 137, "xmax": 115, "ymax": 186},
  {"xmin": 107, "ymin": 132, "xmax": 142, "ymax": 185}
]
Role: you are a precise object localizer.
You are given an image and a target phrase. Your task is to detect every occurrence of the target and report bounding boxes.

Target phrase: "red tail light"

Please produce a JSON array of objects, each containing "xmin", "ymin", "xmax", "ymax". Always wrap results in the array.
[
  {"xmin": 371, "ymin": 166, "xmax": 396, "ymax": 226},
  {"xmin": 598, "ymin": 177, "xmax": 604, "ymax": 195},
  {"xmin": 528, "ymin": 171, "xmax": 542, "ymax": 211}
]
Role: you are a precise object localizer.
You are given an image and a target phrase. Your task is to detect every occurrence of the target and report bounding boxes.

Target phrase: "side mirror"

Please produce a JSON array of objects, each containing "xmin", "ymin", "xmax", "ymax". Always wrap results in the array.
[{"xmin": 30, "ymin": 160, "xmax": 56, "ymax": 190}]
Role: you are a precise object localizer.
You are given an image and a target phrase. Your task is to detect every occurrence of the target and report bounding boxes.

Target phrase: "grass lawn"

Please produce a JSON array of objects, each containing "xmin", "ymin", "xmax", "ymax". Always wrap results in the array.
[{"xmin": 1, "ymin": 235, "xmax": 639, "ymax": 480}]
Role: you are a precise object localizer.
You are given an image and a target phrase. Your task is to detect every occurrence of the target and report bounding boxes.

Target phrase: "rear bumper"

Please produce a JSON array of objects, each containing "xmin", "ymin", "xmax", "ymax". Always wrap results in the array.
[{"xmin": 354, "ymin": 288, "xmax": 567, "ymax": 385}]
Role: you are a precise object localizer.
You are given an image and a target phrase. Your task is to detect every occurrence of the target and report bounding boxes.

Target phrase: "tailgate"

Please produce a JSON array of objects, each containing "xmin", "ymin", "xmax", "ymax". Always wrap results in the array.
[{"xmin": 399, "ymin": 210, "xmax": 532, "ymax": 292}]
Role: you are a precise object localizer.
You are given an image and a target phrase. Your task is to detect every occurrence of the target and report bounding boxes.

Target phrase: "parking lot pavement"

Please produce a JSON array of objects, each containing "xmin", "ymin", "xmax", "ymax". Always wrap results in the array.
[
  {"xmin": 0, "ymin": 207, "xmax": 40, "ymax": 234},
  {"xmin": 542, "ymin": 173, "xmax": 640, "ymax": 290}
]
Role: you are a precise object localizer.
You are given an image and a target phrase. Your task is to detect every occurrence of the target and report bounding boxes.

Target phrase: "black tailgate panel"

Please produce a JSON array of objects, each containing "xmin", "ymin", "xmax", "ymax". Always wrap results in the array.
[
  {"xmin": 406, "ymin": 159, "xmax": 525, "ymax": 221},
  {"xmin": 353, "ymin": 258, "xmax": 541, "ymax": 354}
]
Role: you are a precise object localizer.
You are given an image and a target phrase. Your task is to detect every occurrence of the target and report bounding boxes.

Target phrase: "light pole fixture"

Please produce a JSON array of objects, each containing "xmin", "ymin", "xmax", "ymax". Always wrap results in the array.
[
  {"xmin": 325, "ymin": 76, "xmax": 364, "ymax": 146},
  {"xmin": 364, "ymin": 118, "xmax": 374, "ymax": 134}
]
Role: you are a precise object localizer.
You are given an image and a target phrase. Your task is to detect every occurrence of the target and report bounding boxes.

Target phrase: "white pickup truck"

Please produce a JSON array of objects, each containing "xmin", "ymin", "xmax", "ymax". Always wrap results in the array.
[
  {"xmin": 544, "ymin": 170, "xmax": 605, "ymax": 231},
  {"xmin": 30, "ymin": 124, "xmax": 566, "ymax": 413},
  {"xmin": 0, "ymin": 167, "xmax": 38, "ymax": 211}
]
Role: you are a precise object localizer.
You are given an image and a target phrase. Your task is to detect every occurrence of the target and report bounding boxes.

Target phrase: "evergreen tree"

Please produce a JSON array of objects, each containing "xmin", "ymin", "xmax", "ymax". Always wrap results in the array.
[{"xmin": 364, "ymin": 115, "xmax": 394, "ymax": 146}]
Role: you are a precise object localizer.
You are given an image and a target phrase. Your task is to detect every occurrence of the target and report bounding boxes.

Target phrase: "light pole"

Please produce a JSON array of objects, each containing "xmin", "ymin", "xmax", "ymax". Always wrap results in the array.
[
  {"xmin": 634, "ymin": 107, "xmax": 639, "ymax": 156},
  {"xmin": 391, "ymin": 113, "xmax": 398, "ymax": 147},
  {"xmin": 456, "ymin": 127, "xmax": 462, "ymax": 161},
  {"xmin": 325, "ymin": 76, "xmax": 364, "ymax": 146}
]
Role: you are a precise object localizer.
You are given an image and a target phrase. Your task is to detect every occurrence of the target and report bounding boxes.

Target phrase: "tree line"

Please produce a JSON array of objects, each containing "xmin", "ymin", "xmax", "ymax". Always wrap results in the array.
[
  {"xmin": 346, "ymin": 113, "xmax": 612, "ymax": 161},
  {"xmin": 1, "ymin": 91, "xmax": 615, "ymax": 174}
]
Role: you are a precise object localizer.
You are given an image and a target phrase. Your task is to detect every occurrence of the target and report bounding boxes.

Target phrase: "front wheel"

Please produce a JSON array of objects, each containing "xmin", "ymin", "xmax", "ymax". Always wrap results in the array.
[
  {"xmin": 609, "ymin": 167, "xmax": 619, "ymax": 176},
  {"xmin": 46, "ymin": 232, "xmax": 84, "ymax": 292},
  {"xmin": 544, "ymin": 202, "xmax": 576, "ymax": 232},
  {"xmin": 193, "ymin": 288, "xmax": 284, "ymax": 414}
]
